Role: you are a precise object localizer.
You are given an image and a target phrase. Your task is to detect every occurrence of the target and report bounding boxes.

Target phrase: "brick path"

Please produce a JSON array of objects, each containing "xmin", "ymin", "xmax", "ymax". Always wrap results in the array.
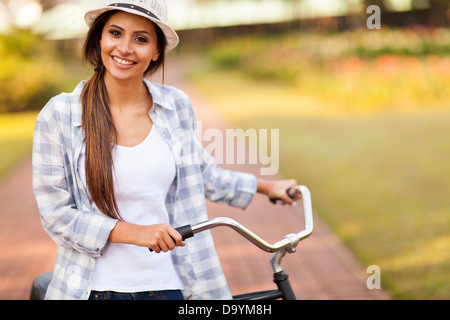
[
  {"xmin": 0, "ymin": 160, "xmax": 56, "ymax": 299},
  {"xmin": 0, "ymin": 60, "xmax": 390, "ymax": 300}
]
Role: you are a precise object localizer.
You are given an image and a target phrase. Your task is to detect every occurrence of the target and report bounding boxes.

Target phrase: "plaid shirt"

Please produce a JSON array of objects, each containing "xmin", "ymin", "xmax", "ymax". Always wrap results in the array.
[{"xmin": 32, "ymin": 80, "xmax": 257, "ymax": 300}]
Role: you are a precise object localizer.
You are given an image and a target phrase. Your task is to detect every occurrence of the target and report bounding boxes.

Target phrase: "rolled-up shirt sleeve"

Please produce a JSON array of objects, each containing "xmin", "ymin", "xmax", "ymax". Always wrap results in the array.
[{"xmin": 200, "ymin": 145, "xmax": 257, "ymax": 209}]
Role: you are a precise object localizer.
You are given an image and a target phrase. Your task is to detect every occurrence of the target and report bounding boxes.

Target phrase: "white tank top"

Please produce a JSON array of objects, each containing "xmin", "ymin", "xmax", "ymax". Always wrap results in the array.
[{"xmin": 79, "ymin": 126, "xmax": 184, "ymax": 292}]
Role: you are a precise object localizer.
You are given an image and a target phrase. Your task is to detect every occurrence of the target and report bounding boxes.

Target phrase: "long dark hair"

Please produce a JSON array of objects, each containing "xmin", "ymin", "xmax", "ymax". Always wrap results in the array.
[{"xmin": 80, "ymin": 10, "xmax": 167, "ymax": 220}]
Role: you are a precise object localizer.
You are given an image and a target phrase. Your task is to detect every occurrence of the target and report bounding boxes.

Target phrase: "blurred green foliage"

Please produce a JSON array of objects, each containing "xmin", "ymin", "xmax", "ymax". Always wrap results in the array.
[
  {"xmin": 0, "ymin": 31, "xmax": 88, "ymax": 113},
  {"xmin": 0, "ymin": 31, "xmax": 90, "ymax": 180},
  {"xmin": 205, "ymin": 27, "xmax": 450, "ymax": 113},
  {"xmin": 208, "ymin": 26, "xmax": 450, "ymax": 74}
]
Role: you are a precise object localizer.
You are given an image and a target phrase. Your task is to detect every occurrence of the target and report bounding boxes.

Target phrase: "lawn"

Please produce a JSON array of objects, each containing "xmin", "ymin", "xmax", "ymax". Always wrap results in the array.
[
  {"xmin": 247, "ymin": 113, "xmax": 450, "ymax": 300},
  {"xmin": 0, "ymin": 112, "xmax": 38, "ymax": 183},
  {"xmin": 184, "ymin": 30, "xmax": 450, "ymax": 299}
]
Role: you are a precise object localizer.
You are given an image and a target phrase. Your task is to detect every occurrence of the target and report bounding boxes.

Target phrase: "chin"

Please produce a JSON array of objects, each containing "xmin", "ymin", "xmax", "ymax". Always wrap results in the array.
[{"xmin": 107, "ymin": 70, "xmax": 143, "ymax": 82}]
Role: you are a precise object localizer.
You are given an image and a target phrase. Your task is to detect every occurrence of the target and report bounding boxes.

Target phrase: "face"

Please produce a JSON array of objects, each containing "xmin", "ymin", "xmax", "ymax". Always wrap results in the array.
[{"xmin": 100, "ymin": 11, "xmax": 160, "ymax": 82}]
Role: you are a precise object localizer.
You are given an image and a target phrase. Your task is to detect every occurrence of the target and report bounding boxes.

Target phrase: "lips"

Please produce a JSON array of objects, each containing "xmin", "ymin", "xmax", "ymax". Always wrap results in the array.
[{"xmin": 112, "ymin": 56, "xmax": 136, "ymax": 66}]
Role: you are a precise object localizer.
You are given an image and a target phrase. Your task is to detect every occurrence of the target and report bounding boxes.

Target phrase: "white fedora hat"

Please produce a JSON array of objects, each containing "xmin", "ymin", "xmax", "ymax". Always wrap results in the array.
[{"xmin": 84, "ymin": 0, "xmax": 179, "ymax": 52}]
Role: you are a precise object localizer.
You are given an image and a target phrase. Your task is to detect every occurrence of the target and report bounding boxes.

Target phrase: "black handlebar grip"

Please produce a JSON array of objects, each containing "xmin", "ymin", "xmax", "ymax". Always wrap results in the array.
[
  {"xmin": 148, "ymin": 225, "xmax": 194, "ymax": 252},
  {"xmin": 176, "ymin": 224, "xmax": 194, "ymax": 241}
]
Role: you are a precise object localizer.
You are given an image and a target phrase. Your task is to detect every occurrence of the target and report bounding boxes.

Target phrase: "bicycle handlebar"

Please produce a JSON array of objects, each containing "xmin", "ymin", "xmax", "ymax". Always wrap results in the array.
[{"xmin": 175, "ymin": 186, "xmax": 313, "ymax": 253}]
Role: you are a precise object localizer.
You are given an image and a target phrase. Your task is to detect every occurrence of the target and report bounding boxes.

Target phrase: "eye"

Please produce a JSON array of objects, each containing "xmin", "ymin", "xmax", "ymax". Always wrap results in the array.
[
  {"xmin": 135, "ymin": 36, "xmax": 148, "ymax": 43},
  {"xmin": 108, "ymin": 29, "xmax": 122, "ymax": 37}
]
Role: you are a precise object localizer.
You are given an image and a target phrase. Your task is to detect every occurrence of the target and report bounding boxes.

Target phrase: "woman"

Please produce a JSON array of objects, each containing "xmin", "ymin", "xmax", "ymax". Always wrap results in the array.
[{"xmin": 32, "ymin": 0, "xmax": 298, "ymax": 300}]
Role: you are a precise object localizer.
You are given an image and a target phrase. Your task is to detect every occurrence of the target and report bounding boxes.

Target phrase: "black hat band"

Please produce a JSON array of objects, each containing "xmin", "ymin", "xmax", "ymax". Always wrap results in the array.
[{"xmin": 107, "ymin": 3, "xmax": 160, "ymax": 21}]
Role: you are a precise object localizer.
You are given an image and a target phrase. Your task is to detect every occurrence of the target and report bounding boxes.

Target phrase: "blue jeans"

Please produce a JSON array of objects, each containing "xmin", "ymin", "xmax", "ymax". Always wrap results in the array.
[{"xmin": 89, "ymin": 290, "xmax": 184, "ymax": 300}]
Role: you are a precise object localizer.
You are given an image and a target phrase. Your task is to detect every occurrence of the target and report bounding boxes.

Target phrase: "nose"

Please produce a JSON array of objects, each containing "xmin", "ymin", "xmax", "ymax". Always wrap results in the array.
[{"xmin": 117, "ymin": 37, "xmax": 134, "ymax": 55}]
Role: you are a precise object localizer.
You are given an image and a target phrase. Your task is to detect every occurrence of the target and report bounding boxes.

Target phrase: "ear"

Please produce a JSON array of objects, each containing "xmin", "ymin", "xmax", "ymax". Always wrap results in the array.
[{"xmin": 151, "ymin": 50, "xmax": 160, "ymax": 62}]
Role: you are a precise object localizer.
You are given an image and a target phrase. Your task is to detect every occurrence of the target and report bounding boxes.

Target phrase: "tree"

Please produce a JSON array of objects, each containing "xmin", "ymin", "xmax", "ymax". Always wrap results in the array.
[{"xmin": 428, "ymin": 0, "xmax": 449, "ymax": 26}]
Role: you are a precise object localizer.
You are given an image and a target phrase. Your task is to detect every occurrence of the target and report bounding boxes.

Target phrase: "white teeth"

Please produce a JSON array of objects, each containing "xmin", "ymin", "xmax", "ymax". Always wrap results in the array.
[{"xmin": 113, "ymin": 56, "xmax": 134, "ymax": 65}]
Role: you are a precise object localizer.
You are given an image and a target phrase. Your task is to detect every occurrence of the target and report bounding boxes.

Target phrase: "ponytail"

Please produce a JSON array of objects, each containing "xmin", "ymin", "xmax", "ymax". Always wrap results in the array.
[{"xmin": 81, "ymin": 67, "xmax": 121, "ymax": 220}]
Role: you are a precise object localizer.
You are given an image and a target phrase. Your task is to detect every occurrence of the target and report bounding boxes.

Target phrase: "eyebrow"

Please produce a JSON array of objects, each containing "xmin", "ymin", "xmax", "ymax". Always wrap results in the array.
[{"xmin": 108, "ymin": 24, "xmax": 151, "ymax": 36}]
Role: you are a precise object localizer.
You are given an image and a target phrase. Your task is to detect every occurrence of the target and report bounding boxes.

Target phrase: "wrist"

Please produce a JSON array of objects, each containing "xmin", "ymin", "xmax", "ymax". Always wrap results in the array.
[
  {"xmin": 257, "ymin": 179, "xmax": 273, "ymax": 195},
  {"xmin": 109, "ymin": 221, "xmax": 142, "ymax": 245}
]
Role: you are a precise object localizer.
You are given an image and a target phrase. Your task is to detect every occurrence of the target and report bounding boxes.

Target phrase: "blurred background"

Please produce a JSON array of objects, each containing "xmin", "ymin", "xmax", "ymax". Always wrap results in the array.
[{"xmin": 0, "ymin": 0, "xmax": 449, "ymax": 300}]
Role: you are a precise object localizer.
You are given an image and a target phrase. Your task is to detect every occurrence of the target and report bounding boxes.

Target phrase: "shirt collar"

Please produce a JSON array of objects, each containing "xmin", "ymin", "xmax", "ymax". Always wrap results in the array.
[
  {"xmin": 72, "ymin": 79, "xmax": 174, "ymax": 128},
  {"xmin": 72, "ymin": 81, "xmax": 85, "ymax": 128},
  {"xmin": 144, "ymin": 79, "xmax": 175, "ymax": 111}
]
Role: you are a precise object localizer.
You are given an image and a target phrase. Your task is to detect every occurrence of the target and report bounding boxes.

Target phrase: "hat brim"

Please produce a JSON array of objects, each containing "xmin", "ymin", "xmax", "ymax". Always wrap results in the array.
[{"xmin": 84, "ymin": 6, "xmax": 179, "ymax": 53}]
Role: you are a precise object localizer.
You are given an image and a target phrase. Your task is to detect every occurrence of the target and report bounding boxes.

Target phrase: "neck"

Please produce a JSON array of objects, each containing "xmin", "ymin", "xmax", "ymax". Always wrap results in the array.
[{"xmin": 104, "ymin": 73, "xmax": 150, "ymax": 110}]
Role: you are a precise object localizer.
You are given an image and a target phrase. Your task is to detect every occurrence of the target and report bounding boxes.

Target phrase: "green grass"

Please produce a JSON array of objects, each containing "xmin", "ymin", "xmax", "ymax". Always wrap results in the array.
[
  {"xmin": 188, "ymin": 69, "xmax": 450, "ymax": 300},
  {"xmin": 0, "ymin": 112, "xmax": 38, "ymax": 182},
  {"xmin": 249, "ymin": 114, "xmax": 450, "ymax": 300}
]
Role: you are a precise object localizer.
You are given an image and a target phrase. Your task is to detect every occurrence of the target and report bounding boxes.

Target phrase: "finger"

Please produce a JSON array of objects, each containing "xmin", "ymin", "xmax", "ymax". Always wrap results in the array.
[
  {"xmin": 163, "ymin": 228, "xmax": 183, "ymax": 251},
  {"xmin": 287, "ymin": 187, "xmax": 302, "ymax": 200},
  {"xmin": 149, "ymin": 243, "xmax": 161, "ymax": 254},
  {"xmin": 280, "ymin": 191, "xmax": 295, "ymax": 205},
  {"xmin": 168, "ymin": 229, "xmax": 185, "ymax": 248},
  {"xmin": 270, "ymin": 193, "xmax": 293, "ymax": 205},
  {"xmin": 158, "ymin": 238, "xmax": 171, "ymax": 252}
]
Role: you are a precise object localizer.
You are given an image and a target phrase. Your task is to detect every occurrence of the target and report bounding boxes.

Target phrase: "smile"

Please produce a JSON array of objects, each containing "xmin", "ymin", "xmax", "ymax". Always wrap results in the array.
[{"xmin": 112, "ymin": 56, "xmax": 136, "ymax": 66}]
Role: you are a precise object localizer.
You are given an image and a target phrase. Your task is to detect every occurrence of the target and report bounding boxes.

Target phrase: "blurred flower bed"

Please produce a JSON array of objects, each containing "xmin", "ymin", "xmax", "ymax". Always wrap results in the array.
[{"xmin": 206, "ymin": 26, "xmax": 450, "ymax": 113}]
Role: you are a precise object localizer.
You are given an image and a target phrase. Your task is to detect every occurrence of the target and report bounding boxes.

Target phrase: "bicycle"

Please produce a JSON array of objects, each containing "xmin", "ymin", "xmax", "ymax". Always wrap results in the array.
[{"xmin": 30, "ymin": 186, "xmax": 313, "ymax": 300}]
